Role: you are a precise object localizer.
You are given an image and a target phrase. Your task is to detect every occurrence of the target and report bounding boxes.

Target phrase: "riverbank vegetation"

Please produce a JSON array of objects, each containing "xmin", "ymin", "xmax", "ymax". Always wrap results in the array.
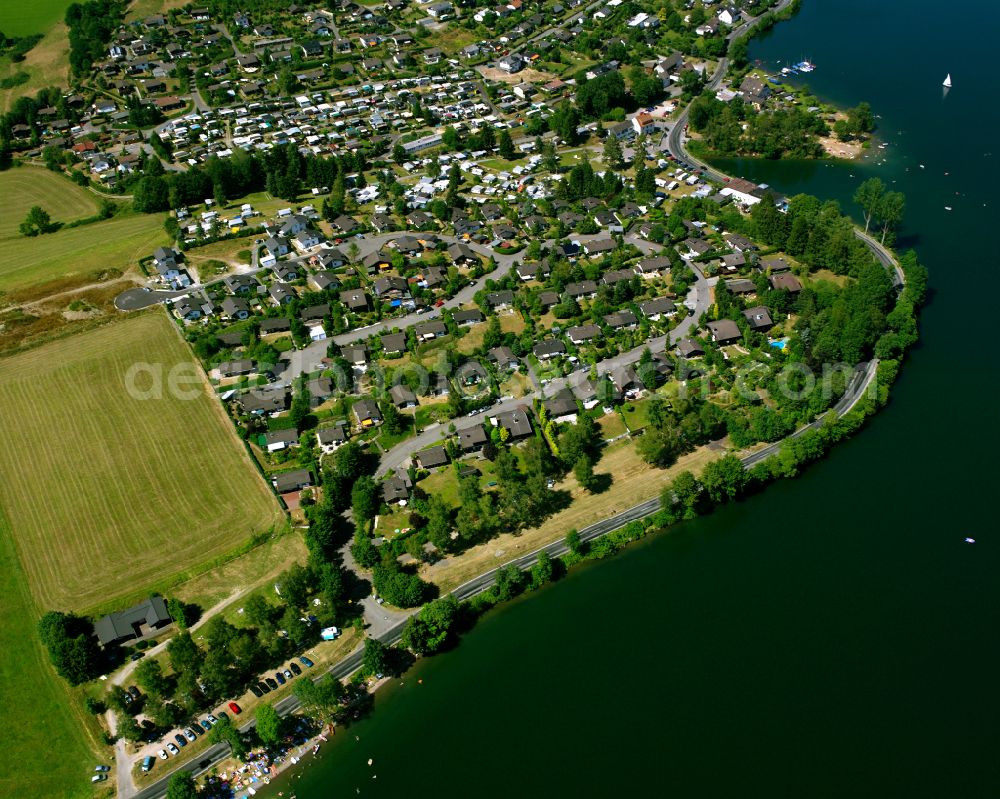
[{"xmin": 688, "ymin": 94, "xmax": 875, "ymax": 160}]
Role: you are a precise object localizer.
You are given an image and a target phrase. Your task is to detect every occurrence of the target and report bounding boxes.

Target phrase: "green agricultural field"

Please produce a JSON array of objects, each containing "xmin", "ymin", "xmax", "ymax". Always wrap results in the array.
[
  {"xmin": 0, "ymin": 210, "xmax": 168, "ymax": 298},
  {"xmin": 0, "ymin": 0, "xmax": 73, "ymax": 37},
  {"xmin": 0, "ymin": 311, "xmax": 285, "ymax": 612},
  {"xmin": 0, "ymin": 513, "xmax": 98, "ymax": 799},
  {"xmin": 0, "ymin": 167, "xmax": 101, "ymax": 241}
]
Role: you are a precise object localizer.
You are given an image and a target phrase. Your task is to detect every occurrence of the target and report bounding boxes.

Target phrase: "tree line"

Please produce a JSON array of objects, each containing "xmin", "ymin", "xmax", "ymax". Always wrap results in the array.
[{"xmin": 65, "ymin": 0, "xmax": 126, "ymax": 76}]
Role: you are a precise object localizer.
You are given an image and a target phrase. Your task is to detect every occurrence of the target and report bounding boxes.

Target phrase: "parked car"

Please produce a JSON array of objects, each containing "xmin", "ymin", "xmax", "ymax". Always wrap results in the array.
[
  {"xmin": 274, "ymin": 672, "xmax": 286, "ymax": 685},
  {"xmin": 265, "ymin": 677, "xmax": 278, "ymax": 690},
  {"xmin": 127, "ymin": 686, "xmax": 141, "ymax": 700},
  {"xmin": 299, "ymin": 656, "xmax": 314, "ymax": 668},
  {"xmin": 228, "ymin": 702, "xmax": 242, "ymax": 715},
  {"xmin": 289, "ymin": 662, "xmax": 302, "ymax": 676},
  {"xmin": 282, "ymin": 669, "xmax": 293, "ymax": 681},
  {"xmin": 91, "ymin": 775, "xmax": 107, "ymax": 783},
  {"xmin": 257, "ymin": 681, "xmax": 271, "ymax": 694},
  {"xmin": 157, "ymin": 749, "xmax": 168, "ymax": 760},
  {"xmin": 167, "ymin": 743, "xmax": 179, "ymax": 756},
  {"xmin": 174, "ymin": 734, "xmax": 188, "ymax": 748},
  {"xmin": 200, "ymin": 719, "xmax": 212, "ymax": 731},
  {"xmin": 130, "ymin": 652, "xmax": 145, "ymax": 662},
  {"xmin": 206, "ymin": 714, "xmax": 218, "ymax": 725},
  {"xmin": 141, "ymin": 756, "xmax": 155, "ymax": 773},
  {"xmin": 93, "ymin": 766, "xmax": 110, "ymax": 773},
  {"xmin": 183, "ymin": 728, "xmax": 196, "ymax": 742},
  {"xmin": 250, "ymin": 684, "xmax": 263, "ymax": 698}
]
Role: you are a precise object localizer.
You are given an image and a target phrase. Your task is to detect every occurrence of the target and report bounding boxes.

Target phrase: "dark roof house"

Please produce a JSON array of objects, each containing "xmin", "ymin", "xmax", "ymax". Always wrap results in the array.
[{"xmin": 94, "ymin": 597, "xmax": 171, "ymax": 646}]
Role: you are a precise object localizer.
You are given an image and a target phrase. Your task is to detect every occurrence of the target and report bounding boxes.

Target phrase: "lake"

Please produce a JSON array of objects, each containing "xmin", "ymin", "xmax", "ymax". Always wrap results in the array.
[{"xmin": 264, "ymin": 1, "xmax": 1000, "ymax": 796}]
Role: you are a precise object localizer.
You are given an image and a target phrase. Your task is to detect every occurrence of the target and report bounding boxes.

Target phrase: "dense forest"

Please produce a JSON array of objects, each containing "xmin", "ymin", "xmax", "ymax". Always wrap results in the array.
[{"xmin": 688, "ymin": 96, "xmax": 828, "ymax": 158}]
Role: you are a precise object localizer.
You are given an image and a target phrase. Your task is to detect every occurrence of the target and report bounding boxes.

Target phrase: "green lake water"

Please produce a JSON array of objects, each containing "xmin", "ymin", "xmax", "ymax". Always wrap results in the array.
[{"xmin": 263, "ymin": 2, "xmax": 1000, "ymax": 796}]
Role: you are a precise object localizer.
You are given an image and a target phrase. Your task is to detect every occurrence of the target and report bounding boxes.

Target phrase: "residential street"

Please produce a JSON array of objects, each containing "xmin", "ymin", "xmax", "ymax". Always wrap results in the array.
[{"xmin": 271, "ymin": 230, "xmax": 696, "ymax": 384}]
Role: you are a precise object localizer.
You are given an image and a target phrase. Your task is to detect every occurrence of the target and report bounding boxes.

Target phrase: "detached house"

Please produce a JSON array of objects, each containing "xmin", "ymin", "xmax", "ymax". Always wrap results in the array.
[
  {"xmin": 707, "ymin": 319, "xmax": 742, "ymax": 345},
  {"xmin": 486, "ymin": 290, "xmax": 514, "ymax": 310},
  {"xmin": 493, "ymin": 407, "xmax": 533, "ymax": 440},
  {"xmin": 269, "ymin": 283, "xmax": 296, "ymax": 306},
  {"xmin": 639, "ymin": 297, "xmax": 677, "ymax": 320},
  {"xmin": 317, "ymin": 425, "xmax": 349, "ymax": 454},
  {"xmin": 543, "ymin": 389, "xmax": 578, "ymax": 423},
  {"xmin": 566, "ymin": 324, "xmax": 601, "ymax": 345},
  {"xmin": 486, "ymin": 346, "xmax": 518, "ymax": 371},
  {"xmin": 533, "ymin": 339, "xmax": 566, "ymax": 360},
  {"xmin": 381, "ymin": 332, "xmax": 407, "ymax": 356},
  {"xmin": 415, "ymin": 445, "xmax": 449, "ymax": 469},
  {"xmin": 340, "ymin": 289, "xmax": 370, "ymax": 312},
  {"xmin": 221, "ymin": 296, "xmax": 251, "ymax": 320},
  {"xmin": 743, "ymin": 306, "xmax": 774, "ymax": 331},
  {"xmin": 458, "ymin": 424, "xmax": 488, "ymax": 453},
  {"xmin": 676, "ymin": 338, "xmax": 705, "ymax": 359},
  {"xmin": 389, "ymin": 384, "xmax": 417, "ymax": 408},
  {"xmin": 264, "ymin": 428, "xmax": 300, "ymax": 452},
  {"xmin": 94, "ymin": 597, "xmax": 171, "ymax": 646},
  {"xmin": 353, "ymin": 398, "xmax": 382, "ymax": 428}
]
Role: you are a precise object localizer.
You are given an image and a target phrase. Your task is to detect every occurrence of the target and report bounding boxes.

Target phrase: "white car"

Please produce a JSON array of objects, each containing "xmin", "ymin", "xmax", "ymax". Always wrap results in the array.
[
  {"xmin": 157, "ymin": 749, "xmax": 168, "ymax": 760},
  {"xmin": 91, "ymin": 775, "xmax": 107, "ymax": 783},
  {"xmin": 206, "ymin": 714, "xmax": 218, "ymax": 726},
  {"xmin": 183, "ymin": 729, "xmax": 196, "ymax": 742},
  {"xmin": 167, "ymin": 743, "xmax": 180, "ymax": 756}
]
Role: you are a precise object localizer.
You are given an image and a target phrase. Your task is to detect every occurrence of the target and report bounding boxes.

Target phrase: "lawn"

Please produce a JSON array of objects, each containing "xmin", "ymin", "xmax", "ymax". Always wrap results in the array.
[
  {"xmin": 419, "ymin": 458, "xmax": 497, "ymax": 508},
  {"xmin": 0, "ymin": 167, "xmax": 100, "ymax": 242},
  {"xmin": 0, "ymin": 311, "xmax": 285, "ymax": 612},
  {"xmin": 810, "ymin": 268, "xmax": 850, "ymax": 287},
  {"xmin": 183, "ymin": 237, "xmax": 256, "ymax": 273},
  {"xmin": 374, "ymin": 507, "xmax": 414, "ymax": 538},
  {"xmin": 597, "ymin": 410, "xmax": 627, "ymax": 439},
  {"xmin": 0, "ymin": 513, "xmax": 99, "ymax": 799},
  {"xmin": 455, "ymin": 320, "xmax": 487, "ymax": 353},
  {"xmin": 620, "ymin": 398, "xmax": 652, "ymax": 431},
  {"xmin": 499, "ymin": 311, "xmax": 525, "ymax": 335},
  {"xmin": 0, "ymin": 210, "xmax": 169, "ymax": 299}
]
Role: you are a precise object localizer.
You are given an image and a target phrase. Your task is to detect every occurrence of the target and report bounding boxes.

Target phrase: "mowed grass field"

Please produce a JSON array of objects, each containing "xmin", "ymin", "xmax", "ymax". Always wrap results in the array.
[
  {"xmin": 0, "ymin": 311, "xmax": 285, "ymax": 611},
  {"xmin": 0, "ymin": 168, "xmax": 101, "ymax": 241},
  {"xmin": 0, "ymin": 0, "xmax": 73, "ymax": 36},
  {"xmin": 0, "ymin": 210, "xmax": 168, "ymax": 299},
  {"xmin": 0, "ymin": 513, "xmax": 98, "ymax": 799}
]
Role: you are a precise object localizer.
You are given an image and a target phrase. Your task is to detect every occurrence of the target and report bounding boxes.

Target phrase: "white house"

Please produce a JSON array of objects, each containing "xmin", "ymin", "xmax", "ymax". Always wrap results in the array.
[
  {"xmin": 717, "ymin": 7, "xmax": 740, "ymax": 26},
  {"xmin": 719, "ymin": 178, "xmax": 762, "ymax": 207},
  {"xmin": 632, "ymin": 111, "xmax": 656, "ymax": 135}
]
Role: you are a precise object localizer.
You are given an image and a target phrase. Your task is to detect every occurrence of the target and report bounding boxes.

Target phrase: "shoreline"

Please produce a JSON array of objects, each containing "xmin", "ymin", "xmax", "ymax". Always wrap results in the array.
[
  {"xmin": 123, "ymin": 1, "xmax": 917, "ymax": 794},
  {"xmin": 246, "ymin": 675, "xmax": 394, "ymax": 798}
]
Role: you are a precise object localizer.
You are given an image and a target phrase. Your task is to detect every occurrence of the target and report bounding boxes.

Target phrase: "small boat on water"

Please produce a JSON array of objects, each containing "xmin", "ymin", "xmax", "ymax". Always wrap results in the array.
[
  {"xmin": 945, "ymin": 206, "xmax": 953, "ymax": 211},
  {"xmin": 965, "ymin": 537, "xmax": 975, "ymax": 543},
  {"xmin": 943, "ymin": 73, "xmax": 952, "ymax": 88}
]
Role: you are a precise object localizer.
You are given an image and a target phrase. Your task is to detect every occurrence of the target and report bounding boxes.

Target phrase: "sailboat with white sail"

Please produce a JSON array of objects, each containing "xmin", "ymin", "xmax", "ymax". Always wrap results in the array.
[{"xmin": 943, "ymin": 73, "xmax": 952, "ymax": 88}]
